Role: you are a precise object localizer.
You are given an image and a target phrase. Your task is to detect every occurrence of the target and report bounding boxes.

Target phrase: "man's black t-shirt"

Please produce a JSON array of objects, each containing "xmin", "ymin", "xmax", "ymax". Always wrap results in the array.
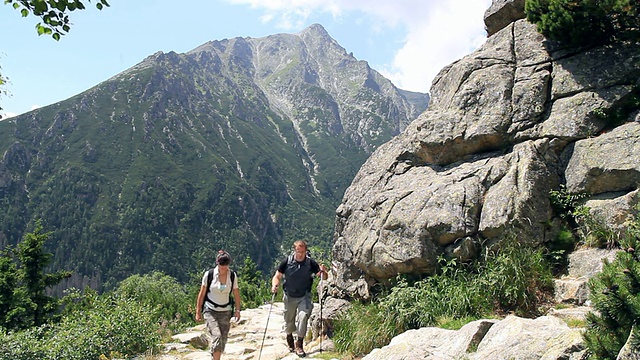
[{"xmin": 278, "ymin": 256, "xmax": 320, "ymax": 297}]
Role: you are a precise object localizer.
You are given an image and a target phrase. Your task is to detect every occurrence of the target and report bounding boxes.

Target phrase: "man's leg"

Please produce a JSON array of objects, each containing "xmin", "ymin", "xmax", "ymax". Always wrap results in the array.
[
  {"xmin": 283, "ymin": 294, "xmax": 300, "ymax": 334},
  {"xmin": 295, "ymin": 295, "xmax": 314, "ymax": 357},
  {"xmin": 283, "ymin": 293, "xmax": 302, "ymax": 352},
  {"xmin": 295, "ymin": 295, "xmax": 314, "ymax": 340}
]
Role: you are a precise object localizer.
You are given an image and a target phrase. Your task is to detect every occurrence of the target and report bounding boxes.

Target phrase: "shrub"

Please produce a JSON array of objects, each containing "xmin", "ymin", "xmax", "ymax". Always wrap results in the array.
[
  {"xmin": 114, "ymin": 271, "xmax": 192, "ymax": 332},
  {"xmin": 47, "ymin": 294, "xmax": 161, "ymax": 359},
  {"xmin": 0, "ymin": 295, "xmax": 161, "ymax": 360},
  {"xmin": 583, "ymin": 216, "xmax": 640, "ymax": 359},
  {"xmin": 525, "ymin": 0, "xmax": 639, "ymax": 48},
  {"xmin": 332, "ymin": 241, "xmax": 555, "ymax": 357},
  {"xmin": 0, "ymin": 326, "xmax": 48, "ymax": 360}
]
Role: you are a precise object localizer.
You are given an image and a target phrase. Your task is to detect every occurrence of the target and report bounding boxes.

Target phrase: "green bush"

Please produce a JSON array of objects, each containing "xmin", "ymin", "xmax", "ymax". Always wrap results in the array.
[
  {"xmin": 0, "ymin": 326, "xmax": 48, "ymax": 360},
  {"xmin": 525, "ymin": 0, "xmax": 639, "ymax": 47},
  {"xmin": 114, "ymin": 271, "xmax": 193, "ymax": 332},
  {"xmin": 332, "ymin": 241, "xmax": 554, "ymax": 356},
  {"xmin": 0, "ymin": 295, "xmax": 161, "ymax": 360},
  {"xmin": 47, "ymin": 295, "xmax": 161, "ymax": 359}
]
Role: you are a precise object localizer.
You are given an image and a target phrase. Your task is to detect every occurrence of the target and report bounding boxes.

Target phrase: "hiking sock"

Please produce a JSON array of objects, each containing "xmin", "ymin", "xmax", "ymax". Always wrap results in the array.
[{"xmin": 286, "ymin": 333, "xmax": 295, "ymax": 352}]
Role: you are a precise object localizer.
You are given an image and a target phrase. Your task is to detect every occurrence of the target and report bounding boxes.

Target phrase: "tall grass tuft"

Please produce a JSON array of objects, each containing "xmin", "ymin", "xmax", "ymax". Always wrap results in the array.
[
  {"xmin": 332, "ymin": 240, "xmax": 555, "ymax": 357},
  {"xmin": 333, "ymin": 301, "xmax": 403, "ymax": 356}
]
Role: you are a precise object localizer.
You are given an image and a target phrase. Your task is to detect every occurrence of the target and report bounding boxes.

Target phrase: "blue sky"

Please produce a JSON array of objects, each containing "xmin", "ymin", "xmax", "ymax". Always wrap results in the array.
[{"xmin": 0, "ymin": 0, "xmax": 491, "ymax": 118}]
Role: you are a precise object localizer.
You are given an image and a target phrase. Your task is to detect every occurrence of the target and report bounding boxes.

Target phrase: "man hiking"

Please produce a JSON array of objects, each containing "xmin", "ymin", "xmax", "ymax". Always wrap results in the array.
[{"xmin": 271, "ymin": 240, "xmax": 327, "ymax": 357}]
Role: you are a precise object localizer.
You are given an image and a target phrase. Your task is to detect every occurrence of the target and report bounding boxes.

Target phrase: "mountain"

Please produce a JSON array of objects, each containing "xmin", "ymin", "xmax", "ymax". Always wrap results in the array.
[{"xmin": 0, "ymin": 24, "xmax": 428, "ymax": 290}]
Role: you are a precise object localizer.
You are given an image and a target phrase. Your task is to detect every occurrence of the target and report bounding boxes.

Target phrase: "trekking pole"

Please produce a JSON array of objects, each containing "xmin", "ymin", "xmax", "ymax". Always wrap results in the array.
[
  {"xmin": 258, "ymin": 292, "xmax": 276, "ymax": 360},
  {"xmin": 319, "ymin": 276, "xmax": 323, "ymax": 354}
]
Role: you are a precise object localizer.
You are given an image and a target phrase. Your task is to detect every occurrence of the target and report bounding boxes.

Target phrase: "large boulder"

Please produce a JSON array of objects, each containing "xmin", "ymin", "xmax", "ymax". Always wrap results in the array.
[
  {"xmin": 362, "ymin": 315, "xmax": 586, "ymax": 360},
  {"xmin": 484, "ymin": 0, "xmax": 525, "ymax": 37},
  {"xmin": 330, "ymin": 1, "xmax": 640, "ymax": 299},
  {"xmin": 554, "ymin": 248, "xmax": 619, "ymax": 305}
]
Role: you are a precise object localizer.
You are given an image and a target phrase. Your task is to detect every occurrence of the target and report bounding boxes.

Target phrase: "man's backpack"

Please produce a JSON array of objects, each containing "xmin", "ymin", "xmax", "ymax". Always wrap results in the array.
[{"xmin": 203, "ymin": 268, "xmax": 236, "ymax": 311}]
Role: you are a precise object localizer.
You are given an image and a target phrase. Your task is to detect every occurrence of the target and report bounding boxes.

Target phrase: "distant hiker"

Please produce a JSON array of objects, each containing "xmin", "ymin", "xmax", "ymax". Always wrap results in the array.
[
  {"xmin": 271, "ymin": 240, "xmax": 327, "ymax": 357},
  {"xmin": 196, "ymin": 250, "xmax": 242, "ymax": 360}
]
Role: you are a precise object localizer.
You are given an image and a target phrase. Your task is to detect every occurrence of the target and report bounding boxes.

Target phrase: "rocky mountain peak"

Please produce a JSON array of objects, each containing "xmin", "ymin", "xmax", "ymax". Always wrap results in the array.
[{"xmin": 297, "ymin": 23, "xmax": 331, "ymax": 39}]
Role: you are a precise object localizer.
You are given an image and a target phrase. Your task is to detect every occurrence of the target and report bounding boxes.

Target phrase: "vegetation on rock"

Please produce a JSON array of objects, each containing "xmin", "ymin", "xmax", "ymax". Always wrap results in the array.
[
  {"xmin": 333, "ymin": 240, "xmax": 555, "ymax": 356},
  {"xmin": 525, "ymin": 0, "xmax": 639, "ymax": 47},
  {"xmin": 584, "ymin": 210, "xmax": 640, "ymax": 358}
]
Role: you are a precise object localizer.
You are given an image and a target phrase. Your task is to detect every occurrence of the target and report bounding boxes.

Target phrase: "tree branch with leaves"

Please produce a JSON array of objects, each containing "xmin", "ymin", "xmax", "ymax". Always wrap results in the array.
[{"xmin": 4, "ymin": 0, "xmax": 110, "ymax": 40}]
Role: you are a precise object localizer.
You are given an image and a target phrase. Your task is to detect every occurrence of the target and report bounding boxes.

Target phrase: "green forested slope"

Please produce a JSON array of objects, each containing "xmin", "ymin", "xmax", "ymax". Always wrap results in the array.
[{"xmin": 0, "ymin": 25, "xmax": 428, "ymax": 290}]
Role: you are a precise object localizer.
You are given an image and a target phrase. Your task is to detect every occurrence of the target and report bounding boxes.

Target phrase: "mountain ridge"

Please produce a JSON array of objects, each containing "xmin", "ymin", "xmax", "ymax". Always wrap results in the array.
[{"xmin": 0, "ymin": 23, "xmax": 428, "ymax": 291}]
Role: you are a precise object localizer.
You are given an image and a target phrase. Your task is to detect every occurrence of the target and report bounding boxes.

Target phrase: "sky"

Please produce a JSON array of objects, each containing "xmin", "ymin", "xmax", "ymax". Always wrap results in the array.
[{"xmin": 0, "ymin": 0, "xmax": 492, "ymax": 119}]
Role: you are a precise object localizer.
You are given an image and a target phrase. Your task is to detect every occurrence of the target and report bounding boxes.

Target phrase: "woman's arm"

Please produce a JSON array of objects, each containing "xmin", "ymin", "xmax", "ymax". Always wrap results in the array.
[{"xmin": 195, "ymin": 285, "xmax": 207, "ymax": 321}]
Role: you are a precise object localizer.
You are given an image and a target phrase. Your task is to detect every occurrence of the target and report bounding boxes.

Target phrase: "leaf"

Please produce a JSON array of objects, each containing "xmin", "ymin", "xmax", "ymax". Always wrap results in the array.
[
  {"xmin": 33, "ymin": 1, "xmax": 48, "ymax": 14},
  {"xmin": 36, "ymin": 24, "xmax": 46, "ymax": 35},
  {"xmin": 55, "ymin": 1, "xmax": 67, "ymax": 12}
]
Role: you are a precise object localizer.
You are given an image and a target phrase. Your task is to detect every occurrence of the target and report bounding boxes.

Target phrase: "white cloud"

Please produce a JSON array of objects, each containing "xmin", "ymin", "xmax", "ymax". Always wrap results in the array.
[
  {"xmin": 381, "ymin": 0, "xmax": 492, "ymax": 92},
  {"xmin": 226, "ymin": 0, "xmax": 492, "ymax": 93}
]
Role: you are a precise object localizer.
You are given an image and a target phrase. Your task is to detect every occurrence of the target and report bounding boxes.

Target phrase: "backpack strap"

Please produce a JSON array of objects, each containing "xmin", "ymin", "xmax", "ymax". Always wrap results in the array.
[
  {"xmin": 203, "ymin": 269, "xmax": 236, "ymax": 310},
  {"xmin": 206, "ymin": 267, "xmax": 215, "ymax": 291}
]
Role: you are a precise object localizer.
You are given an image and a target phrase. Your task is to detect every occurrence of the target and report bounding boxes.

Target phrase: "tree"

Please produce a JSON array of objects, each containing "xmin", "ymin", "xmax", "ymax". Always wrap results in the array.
[
  {"xmin": 525, "ymin": 0, "xmax": 639, "ymax": 48},
  {"xmin": 237, "ymin": 257, "xmax": 272, "ymax": 309},
  {"xmin": 583, "ymin": 220, "xmax": 640, "ymax": 358},
  {"xmin": 13, "ymin": 221, "xmax": 72, "ymax": 329},
  {"xmin": 0, "ymin": 247, "xmax": 19, "ymax": 329},
  {"xmin": 4, "ymin": 0, "xmax": 110, "ymax": 41}
]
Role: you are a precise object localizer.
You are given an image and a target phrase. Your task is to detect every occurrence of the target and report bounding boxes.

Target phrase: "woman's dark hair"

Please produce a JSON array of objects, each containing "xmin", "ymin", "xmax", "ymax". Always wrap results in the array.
[{"xmin": 216, "ymin": 250, "xmax": 231, "ymax": 266}]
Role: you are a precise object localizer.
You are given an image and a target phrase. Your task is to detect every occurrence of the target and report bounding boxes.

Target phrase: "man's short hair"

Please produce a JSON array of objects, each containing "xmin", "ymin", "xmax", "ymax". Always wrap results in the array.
[{"xmin": 293, "ymin": 240, "xmax": 307, "ymax": 250}]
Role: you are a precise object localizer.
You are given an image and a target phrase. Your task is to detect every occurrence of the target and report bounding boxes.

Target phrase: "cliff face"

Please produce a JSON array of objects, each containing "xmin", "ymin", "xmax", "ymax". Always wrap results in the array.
[{"xmin": 330, "ymin": 0, "xmax": 640, "ymax": 300}]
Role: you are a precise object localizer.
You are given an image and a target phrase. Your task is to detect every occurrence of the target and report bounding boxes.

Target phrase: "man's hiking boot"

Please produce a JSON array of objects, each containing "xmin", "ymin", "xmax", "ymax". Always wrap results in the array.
[
  {"xmin": 286, "ymin": 333, "xmax": 295, "ymax": 352},
  {"xmin": 295, "ymin": 338, "xmax": 306, "ymax": 357}
]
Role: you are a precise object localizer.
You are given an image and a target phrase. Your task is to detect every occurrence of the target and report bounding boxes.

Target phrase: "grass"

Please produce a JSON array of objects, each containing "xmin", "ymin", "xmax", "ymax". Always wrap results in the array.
[{"xmin": 331, "ymin": 240, "xmax": 555, "ymax": 358}]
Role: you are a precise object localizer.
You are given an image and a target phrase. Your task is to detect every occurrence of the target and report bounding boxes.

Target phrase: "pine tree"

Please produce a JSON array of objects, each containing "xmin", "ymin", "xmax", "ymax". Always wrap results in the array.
[
  {"xmin": 525, "ymin": 0, "xmax": 639, "ymax": 48},
  {"xmin": 584, "ymin": 226, "xmax": 640, "ymax": 358},
  {"xmin": 0, "ymin": 247, "xmax": 19, "ymax": 329},
  {"xmin": 13, "ymin": 221, "xmax": 72, "ymax": 329}
]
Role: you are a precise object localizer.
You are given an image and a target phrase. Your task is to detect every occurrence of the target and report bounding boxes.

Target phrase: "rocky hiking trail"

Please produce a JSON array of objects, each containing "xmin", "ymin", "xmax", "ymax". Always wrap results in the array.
[
  {"xmin": 151, "ymin": 248, "xmax": 617, "ymax": 360},
  {"xmin": 158, "ymin": 302, "xmax": 335, "ymax": 360}
]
